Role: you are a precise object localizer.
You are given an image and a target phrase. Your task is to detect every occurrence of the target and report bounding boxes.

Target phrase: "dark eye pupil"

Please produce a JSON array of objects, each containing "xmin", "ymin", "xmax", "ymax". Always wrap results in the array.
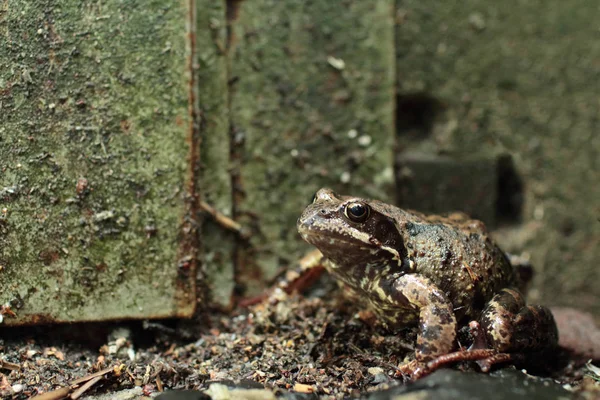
[
  {"xmin": 345, "ymin": 202, "xmax": 370, "ymax": 222},
  {"xmin": 349, "ymin": 204, "xmax": 366, "ymax": 217}
]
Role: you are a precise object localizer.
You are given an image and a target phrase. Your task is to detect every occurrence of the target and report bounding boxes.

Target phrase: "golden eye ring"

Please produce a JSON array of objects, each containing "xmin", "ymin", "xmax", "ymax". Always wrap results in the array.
[{"xmin": 344, "ymin": 202, "xmax": 370, "ymax": 223}]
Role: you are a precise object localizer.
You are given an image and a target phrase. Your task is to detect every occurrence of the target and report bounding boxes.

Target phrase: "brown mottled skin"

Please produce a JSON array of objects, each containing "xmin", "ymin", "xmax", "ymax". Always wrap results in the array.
[{"xmin": 297, "ymin": 188, "xmax": 558, "ymax": 370}]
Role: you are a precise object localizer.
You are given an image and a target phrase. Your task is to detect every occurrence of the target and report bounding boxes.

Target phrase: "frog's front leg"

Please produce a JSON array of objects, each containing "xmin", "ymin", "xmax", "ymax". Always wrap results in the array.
[{"xmin": 388, "ymin": 274, "xmax": 457, "ymax": 362}]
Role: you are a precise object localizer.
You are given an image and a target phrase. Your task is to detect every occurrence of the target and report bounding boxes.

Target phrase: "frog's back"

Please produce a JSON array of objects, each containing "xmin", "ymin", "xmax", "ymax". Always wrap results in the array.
[{"xmin": 392, "ymin": 208, "xmax": 516, "ymax": 320}]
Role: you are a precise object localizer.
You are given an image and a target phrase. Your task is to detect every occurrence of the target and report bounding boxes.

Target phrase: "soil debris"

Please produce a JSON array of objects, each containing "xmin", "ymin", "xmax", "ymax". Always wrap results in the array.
[{"xmin": 0, "ymin": 288, "xmax": 597, "ymax": 399}]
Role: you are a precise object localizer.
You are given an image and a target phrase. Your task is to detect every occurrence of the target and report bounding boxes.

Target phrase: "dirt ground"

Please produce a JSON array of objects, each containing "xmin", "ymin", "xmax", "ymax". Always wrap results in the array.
[{"xmin": 1, "ymin": 277, "xmax": 599, "ymax": 399}]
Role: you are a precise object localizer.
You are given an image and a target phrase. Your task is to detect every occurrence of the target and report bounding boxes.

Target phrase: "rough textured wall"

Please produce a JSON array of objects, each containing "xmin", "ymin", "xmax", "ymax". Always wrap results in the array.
[
  {"xmin": 228, "ymin": 0, "xmax": 396, "ymax": 292},
  {"xmin": 197, "ymin": 0, "xmax": 235, "ymax": 308},
  {"xmin": 0, "ymin": 1, "xmax": 196, "ymax": 324},
  {"xmin": 395, "ymin": 1, "xmax": 599, "ymax": 314}
]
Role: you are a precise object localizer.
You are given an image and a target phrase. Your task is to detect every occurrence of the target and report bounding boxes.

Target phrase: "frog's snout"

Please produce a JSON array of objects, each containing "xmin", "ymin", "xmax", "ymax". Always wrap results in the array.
[
  {"xmin": 297, "ymin": 217, "xmax": 313, "ymax": 245},
  {"xmin": 297, "ymin": 205, "xmax": 326, "ymax": 239},
  {"xmin": 297, "ymin": 209, "xmax": 315, "ymax": 235}
]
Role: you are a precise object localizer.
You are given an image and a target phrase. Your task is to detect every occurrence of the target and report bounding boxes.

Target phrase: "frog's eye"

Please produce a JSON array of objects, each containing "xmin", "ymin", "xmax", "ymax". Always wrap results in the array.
[{"xmin": 344, "ymin": 202, "xmax": 370, "ymax": 223}]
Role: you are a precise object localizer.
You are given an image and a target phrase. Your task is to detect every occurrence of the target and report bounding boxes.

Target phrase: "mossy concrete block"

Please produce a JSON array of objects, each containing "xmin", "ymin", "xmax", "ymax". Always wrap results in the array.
[
  {"xmin": 396, "ymin": 154, "xmax": 500, "ymax": 226},
  {"xmin": 228, "ymin": 0, "xmax": 396, "ymax": 288},
  {"xmin": 395, "ymin": 1, "xmax": 599, "ymax": 315},
  {"xmin": 197, "ymin": 0, "xmax": 235, "ymax": 308},
  {"xmin": 0, "ymin": 1, "xmax": 197, "ymax": 324}
]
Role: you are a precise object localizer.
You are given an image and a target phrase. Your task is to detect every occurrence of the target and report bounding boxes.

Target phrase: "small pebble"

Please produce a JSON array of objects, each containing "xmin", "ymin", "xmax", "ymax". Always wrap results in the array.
[
  {"xmin": 368, "ymin": 367, "xmax": 384, "ymax": 376},
  {"xmin": 340, "ymin": 171, "xmax": 351, "ymax": 184},
  {"xmin": 357, "ymin": 135, "xmax": 372, "ymax": 147},
  {"xmin": 327, "ymin": 56, "xmax": 345, "ymax": 70},
  {"xmin": 468, "ymin": 12, "xmax": 486, "ymax": 31},
  {"xmin": 12, "ymin": 384, "xmax": 24, "ymax": 393}
]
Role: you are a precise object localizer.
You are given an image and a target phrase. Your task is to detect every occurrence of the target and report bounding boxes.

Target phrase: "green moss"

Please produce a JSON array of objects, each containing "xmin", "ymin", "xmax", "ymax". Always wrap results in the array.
[
  {"xmin": 197, "ymin": 0, "xmax": 235, "ymax": 307},
  {"xmin": 0, "ymin": 0, "xmax": 192, "ymax": 323},
  {"xmin": 229, "ymin": 0, "xmax": 396, "ymax": 285}
]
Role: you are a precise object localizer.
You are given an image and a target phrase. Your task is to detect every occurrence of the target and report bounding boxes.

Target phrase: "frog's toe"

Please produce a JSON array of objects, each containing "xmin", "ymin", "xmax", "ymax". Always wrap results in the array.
[
  {"xmin": 476, "ymin": 352, "xmax": 524, "ymax": 372},
  {"xmin": 467, "ymin": 320, "xmax": 490, "ymax": 350},
  {"xmin": 425, "ymin": 348, "xmax": 497, "ymax": 371},
  {"xmin": 395, "ymin": 359, "xmax": 431, "ymax": 381}
]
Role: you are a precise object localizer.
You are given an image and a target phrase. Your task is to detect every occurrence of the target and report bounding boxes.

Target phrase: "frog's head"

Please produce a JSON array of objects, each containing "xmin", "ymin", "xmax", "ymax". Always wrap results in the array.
[{"xmin": 297, "ymin": 188, "xmax": 411, "ymax": 275}]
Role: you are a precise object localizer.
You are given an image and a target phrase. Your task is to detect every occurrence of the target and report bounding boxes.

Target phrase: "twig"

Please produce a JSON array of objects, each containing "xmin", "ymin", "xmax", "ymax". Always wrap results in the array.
[
  {"xmin": 31, "ymin": 366, "xmax": 116, "ymax": 400},
  {"xmin": 70, "ymin": 375, "xmax": 102, "ymax": 399},
  {"xmin": 69, "ymin": 366, "xmax": 114, "ymax": 385},
  {"xmin": 238, "ymin": 249, "xmax": 325, "ymax": 307},
  {"xmin": 199, "ymin": 200, "xmax": 249, "ymax": 239}
]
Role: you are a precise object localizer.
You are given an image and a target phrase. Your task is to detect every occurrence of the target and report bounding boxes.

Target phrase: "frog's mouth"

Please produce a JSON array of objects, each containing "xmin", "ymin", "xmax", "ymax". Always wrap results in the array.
[
  {"xmin": 298, "ymin": 224, "xmax": 374, "ymax": 249},
  {"xmin": 297, "ymin": 217, "xmax": 397, "ymax": 267},
  {"xmin": 297, "ymin": 207, "xmax": 368, "ymax": 243},
  {"xmin": 299, "ymin": 225, "xmax": 405, "ymax": 276},
  {"xmin": 298, "ymin": 210, "xmax": 406, "ymax": 270}
]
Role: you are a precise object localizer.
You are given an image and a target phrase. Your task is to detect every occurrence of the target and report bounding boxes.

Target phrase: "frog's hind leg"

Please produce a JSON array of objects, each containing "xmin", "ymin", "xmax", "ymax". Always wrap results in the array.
[
  {"xmin": 419, "ymin": 322, "xmax": 523, "ymax": 375},
  {"xmin": 480, "ymin": 288, "xmax": 558, "ymax": 353},
  {"xmin": 466, "ymin": 320, "xmax": 525, "ymax": 372},
  {"xmin": 473, "ymin": 288, "xmax": 558, "ymax": 372},
  {"xmin": 418, "ymin": 289, "xmax": 558, "ymax": 376}
]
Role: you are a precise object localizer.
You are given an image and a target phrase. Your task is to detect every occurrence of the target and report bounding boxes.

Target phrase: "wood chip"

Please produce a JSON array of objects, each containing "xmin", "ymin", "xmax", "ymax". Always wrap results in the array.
[
  {"xmin": 29, "ymin": 387, "xmax": 71, "ymax": 400},
  {"xmin": 0, "ymin": 359, "xmax": 20, "ymax": 371},
  {"xmin": 298, "ymin": 249, "xmax": 324, "ymax": 271},
  {"xmin": 293, "ymin": 383, "xmax": 314, "ymax": 393}
]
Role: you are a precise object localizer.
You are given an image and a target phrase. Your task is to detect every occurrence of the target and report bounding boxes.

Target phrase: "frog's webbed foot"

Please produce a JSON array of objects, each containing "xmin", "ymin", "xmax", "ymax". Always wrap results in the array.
[
  {"xmin": 397, "ymin": 321, "xmax": 523, "ymax": 379},
  {"xmin": 418, "ymin": 323, "xmax": 516, "ymax": 375},
  {"xmin": 475, "ymin": 352, "xmax": 524, "ymax": 372},
  {"xmin": 420, "ymin": 348, "xmax": 520, "ymax": 374},
  {"xmin": 466, "ymin": 320, "xmax": 524, "ymax": 372},
  {"xmin": 394, "ymin": 349, "xmax": 506, "ymax": 380}
]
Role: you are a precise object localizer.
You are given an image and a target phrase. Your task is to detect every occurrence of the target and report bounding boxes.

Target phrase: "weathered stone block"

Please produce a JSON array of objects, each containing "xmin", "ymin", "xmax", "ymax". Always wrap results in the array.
[
  {"xmin": 228, "ymin": 0, "xmax": 396, "ymax": 291},
  {"xmin": 0, "ymin": 0, "xmax": 196, "ymax": 325}
]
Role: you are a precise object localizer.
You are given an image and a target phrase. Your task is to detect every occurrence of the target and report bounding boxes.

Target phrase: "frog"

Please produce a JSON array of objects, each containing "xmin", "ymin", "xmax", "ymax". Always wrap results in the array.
[{"xmin": 297, "ymin": 188, "xmax": 558, "ymax": 378}]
